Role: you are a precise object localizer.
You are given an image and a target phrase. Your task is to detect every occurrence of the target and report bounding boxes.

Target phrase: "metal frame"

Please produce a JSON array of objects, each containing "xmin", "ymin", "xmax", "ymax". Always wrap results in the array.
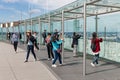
[
  {"xmin": 83, "ymin": 2, "xmax": 87, "ymax": 77},
  {"xmin": 1, "ymin": 0, "xmax": 120, "ymax": 77}
]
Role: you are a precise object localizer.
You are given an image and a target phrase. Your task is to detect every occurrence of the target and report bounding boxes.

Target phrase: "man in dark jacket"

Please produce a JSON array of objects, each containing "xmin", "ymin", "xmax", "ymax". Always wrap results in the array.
[
  {"xmin": 72, "ymin": 32, "xmax": 81, "ymax": 57},
  {"xmin": 33, "ymin": 32, "xmax": 39, "ymax": 50},
  {"xmin": 42, "ymin": 30, "xmax": 47, "ymax": 45}
]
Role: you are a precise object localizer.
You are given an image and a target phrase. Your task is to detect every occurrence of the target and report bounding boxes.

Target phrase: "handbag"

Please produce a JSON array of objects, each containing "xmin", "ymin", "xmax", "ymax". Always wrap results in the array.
[
  {"xmin": 57, "ymin": 49, "xmax": 62, "ymax": 53},
  {"xmin": 90, "ymin": 39, "xmax": 96, "ymax": 52}
]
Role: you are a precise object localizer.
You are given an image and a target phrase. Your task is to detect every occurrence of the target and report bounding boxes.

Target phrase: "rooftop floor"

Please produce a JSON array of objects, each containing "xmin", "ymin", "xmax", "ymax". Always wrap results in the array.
[
  {"xmin": 1, "ymin": 41, "xmax": 120, "ymax": 80},
  {"xmin": 0, "ymin": 42, "xmax": 57, "ymax": 80}
]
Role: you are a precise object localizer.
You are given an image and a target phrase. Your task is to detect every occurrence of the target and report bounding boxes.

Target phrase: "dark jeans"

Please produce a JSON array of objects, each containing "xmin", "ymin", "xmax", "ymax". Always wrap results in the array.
[
  {"xmin": 26, "ymin": 45, "xmax": 37, "ymax": 61},
  {"xmin": 13, "ymin": 41, "xmax": 18, "ymax": 51},
  {"xmin": 93, "ymin": 54, "xmax": 99, "ymax": 64},
  {"xmin": 52, "ymin": 50, "xmax": 62, "ymax": 64},
  {"xmin": 46, "ymin": 44, "xmax": 54, "ymax": 59},
  {"xmin": 34, "ymin": 42, "xmax": 39, "ymax": 50}
]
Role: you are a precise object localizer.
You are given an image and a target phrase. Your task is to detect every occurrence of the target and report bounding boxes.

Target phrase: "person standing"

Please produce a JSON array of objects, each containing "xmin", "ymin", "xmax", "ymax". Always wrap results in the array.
[
  {"xmin": 19, "ymin": 32, "xmax": 22, "ymax": 44},
  {"xmin": 51, "ymin": 34, "xmax": 63, "ymax": 67},
  {"xmin": 72, "ymin": 32, "xmax": 81, "ymax": 57},
  {"xmin": 90, "ymin": 32, "xmax": 103, "ymax": 67},
  {"xmin": 42, "ymin": 30, "xmax": 47, "ymax": 45},
  {"xmin": 33, "ymin": 32, "xmax": 39, "ymax": 50},
  {"xmin": 45, "ymin": 33, "xmax": 54, "ymax": 60},
  {"xmin": 25, "ymin": 31, "xmax": 37, "ymax": 62},
  {"xmin": 54, "ymin": 29, "xmax": 59, "ymax": 39},
  {"xmin": 7, "ymin": 32, "xmax": 11, "ymax": 40},
  {"xmin": 12, "ymin": 32, "xmax": 19, "ymax": 53}
]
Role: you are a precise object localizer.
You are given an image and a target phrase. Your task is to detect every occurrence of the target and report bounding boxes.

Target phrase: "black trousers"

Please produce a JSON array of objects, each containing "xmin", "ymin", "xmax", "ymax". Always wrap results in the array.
[
  {"xmin": 13, "ymin": 41, "xmax": 18, "ymax": 52},
  {"xmin": 34, "ymin": 42, "xmax": 39, "ymax": 50},
  {"xmin": 26, "ymin": 45, "xmax": 37, "ymax": 60},
  {"xmin": 46, "ymin": 44, "xmax": 54, "ymax": 59}
]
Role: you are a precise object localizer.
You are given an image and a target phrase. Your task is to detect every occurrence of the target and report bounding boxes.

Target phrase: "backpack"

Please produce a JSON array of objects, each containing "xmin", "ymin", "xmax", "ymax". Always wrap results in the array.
[{"xmin": 90, "ymin": 40, "xmax": 96, "ymax": 52}]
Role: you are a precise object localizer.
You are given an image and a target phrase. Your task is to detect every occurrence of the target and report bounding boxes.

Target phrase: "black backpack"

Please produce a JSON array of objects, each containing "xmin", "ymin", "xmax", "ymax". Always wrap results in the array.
[{"xmin": 90, "ymin": 40, "xmax": 96, "ymax": 52}]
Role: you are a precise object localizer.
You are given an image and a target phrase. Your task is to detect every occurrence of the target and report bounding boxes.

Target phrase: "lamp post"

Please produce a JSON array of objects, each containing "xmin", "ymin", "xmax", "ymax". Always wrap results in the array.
[
  {"xmin": 1, "ymin": 24, "xmax": 3, "ymax": 40},
  {"xmin": 6, "ymin": 23, "xmax": 9, "ymax": 40},
  {"xmin": 6, "ymin": 23, "xmax": 9, "ymax": 31},
  {"xmin": 10, "ymin": 22, "xmax": 14, "ymax": 33}
]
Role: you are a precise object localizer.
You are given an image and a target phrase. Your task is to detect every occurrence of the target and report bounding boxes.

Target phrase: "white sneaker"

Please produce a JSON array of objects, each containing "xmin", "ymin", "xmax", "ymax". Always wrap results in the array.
[
  {"xmin": 52, "ymin": 64, "xmax": 57, "ymax": 67},
  {"xmin": 91, "ymin": 63, "xmax": 95, "ymax": 67},
  {"xmin": 48, "ymin": 58, "xmax": 50, "ymax": 60},
  {"xmin": 73, "ymin": 54, "xmax": 77, "ymax": 57},
  {"xmin": 52, "ymin": 58, "xmax": 54, "ymax": 61}
]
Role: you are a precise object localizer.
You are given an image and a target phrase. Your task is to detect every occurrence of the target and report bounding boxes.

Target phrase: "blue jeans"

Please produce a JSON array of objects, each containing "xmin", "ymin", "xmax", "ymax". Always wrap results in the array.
[
  {"xmin": 52, "ymin": 50, "xmax": 62, "ymax": 64},
  {"xmin": 93, "ymin": 54, "xmax": 99, "ymax": 64},
  {"xmin": 26, "ymin": 45, "xmax": 37, "ymax": 60}
]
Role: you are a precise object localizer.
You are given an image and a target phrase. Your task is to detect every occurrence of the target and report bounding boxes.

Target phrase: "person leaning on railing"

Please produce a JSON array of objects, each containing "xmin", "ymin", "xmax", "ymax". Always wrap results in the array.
[
  {"xmin": 71, "ymin": 32, "xmax": 81, "ymax": 57},
  {"xmin": 90, "ymin": 32, "xmax": 103, "ymax": 67}
]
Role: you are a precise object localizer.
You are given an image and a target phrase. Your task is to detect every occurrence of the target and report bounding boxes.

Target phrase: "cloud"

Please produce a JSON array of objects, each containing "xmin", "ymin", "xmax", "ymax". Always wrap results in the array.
[
  {"xmin": 25, "ymin": 0, "xmax": 76, "ymax": 10},
  {"xmin": 2, "ymin": 0, "xmax": 77, "ymax": 12},
  {"xmin": 2, "ymin": 0, "xmax": 19, "ymax": 3},
  {"xmin": 0, "ymin": 5, "xmax": 15, "ymax": 11},
  {"xmin": 0, "ymin": 5, "xmax": 5, "ymax": 9},
  {"xmin": 0, "ymin": 5, "xmax": 28, "ymax": 20},
  {"xmin": 29, "ymin": 9, "xmax": 41, "ymax": 14},
  {"xmin": 25, "ymin": 0, "xmax": 43, "ymax": 5},
  {"xmin": 45, "ymin": 0, "xmax": 76, "ymax": 10},
  {"xmin": 1, "ymin": 0, "xmax": 76, "ymax": 21}
]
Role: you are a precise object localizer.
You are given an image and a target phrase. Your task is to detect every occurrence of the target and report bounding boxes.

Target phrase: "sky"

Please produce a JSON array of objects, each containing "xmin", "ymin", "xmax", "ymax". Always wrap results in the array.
[
  {"xmin": 0, "ymin": 0, "xmax": 76, "ymax": 22},
  {"xmin": 1, "ymin": 0, "xmax": 120, "ymax": 32}
]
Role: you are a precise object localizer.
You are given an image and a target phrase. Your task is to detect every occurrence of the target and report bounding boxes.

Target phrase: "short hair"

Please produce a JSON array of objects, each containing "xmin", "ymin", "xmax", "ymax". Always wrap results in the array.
[
  {"xmin": 47, "ymin": 33, "xmax": 51, "ymax": 35},
  {"xmin": 92, "ymin": 32, "xmax": 97, "ymax": 38},
  {"xmin": 73, "ymin": 32, "xmax": 76, "ymax": 36}
]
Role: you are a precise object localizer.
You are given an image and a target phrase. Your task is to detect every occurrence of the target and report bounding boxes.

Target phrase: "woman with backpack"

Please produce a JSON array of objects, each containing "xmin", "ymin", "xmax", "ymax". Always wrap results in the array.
[
  {"xmin": 24, "ymin": 31, "xmax": 37, "ymax": 62},
  {"xmin": 90, "ymin": 32, "xmax": 103, "ymax": 67}
]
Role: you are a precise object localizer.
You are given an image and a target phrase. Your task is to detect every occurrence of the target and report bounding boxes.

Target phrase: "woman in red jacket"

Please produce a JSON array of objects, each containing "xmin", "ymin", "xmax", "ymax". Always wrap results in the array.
[{"xmin": 91, "ymin": 32, "xmax": 103, "ymax": 67}]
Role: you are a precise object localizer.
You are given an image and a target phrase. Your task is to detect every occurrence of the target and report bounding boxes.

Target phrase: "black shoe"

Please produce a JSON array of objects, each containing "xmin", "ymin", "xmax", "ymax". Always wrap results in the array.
[
  {"xmin": 24, "ymin": 60, "xmax": 28, "ymax": 62},
  {"xmin": 37, "ymin": 48, "xmax": 39, "ymax": 50}
]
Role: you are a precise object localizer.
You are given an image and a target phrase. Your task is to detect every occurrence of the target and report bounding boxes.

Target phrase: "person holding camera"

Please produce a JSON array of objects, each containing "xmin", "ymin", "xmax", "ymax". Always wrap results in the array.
[{"xmin": 71, "ymin": 32, "xmax": 81, "ymax": 57}]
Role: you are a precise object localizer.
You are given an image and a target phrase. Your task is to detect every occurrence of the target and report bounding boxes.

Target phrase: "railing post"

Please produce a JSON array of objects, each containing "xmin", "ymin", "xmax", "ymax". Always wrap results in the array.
[
  {"xmin": 83, "ymin": 2, "xmax": 87, "ymax": 77},
  {"xmin": 62, "ymin": 10, "xmax": 64, "ymax": 64}
]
